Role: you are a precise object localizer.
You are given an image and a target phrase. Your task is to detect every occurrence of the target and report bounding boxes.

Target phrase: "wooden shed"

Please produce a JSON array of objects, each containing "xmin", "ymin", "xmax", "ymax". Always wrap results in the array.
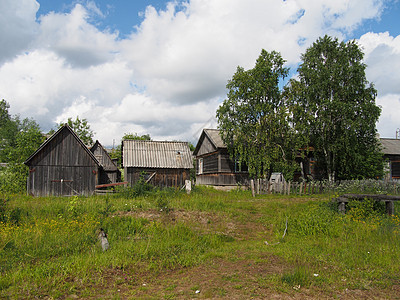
[
  {"xmin": 193, "ymin": 129, "xmax": 249, "ymax": 187},
  {"xmin": 24, "ymin": 125, "xmax": 101, "ymax": 196},
  {"xmin": 90, "ymin": 140, "xmax": 121, "ymax": 184},
  {"xmin": 380, "ymin": 138, "xmax": 400, "ymax": 180},
  {"xmin": 122, "ymin": 140, "xmax": 193, "ymax": 188}
]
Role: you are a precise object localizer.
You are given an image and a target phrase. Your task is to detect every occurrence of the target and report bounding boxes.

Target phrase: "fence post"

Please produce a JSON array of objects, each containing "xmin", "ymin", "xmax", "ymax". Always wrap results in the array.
[{"xmin": 250, "ymin": 179, "xmax": 255, "ymax": 197}]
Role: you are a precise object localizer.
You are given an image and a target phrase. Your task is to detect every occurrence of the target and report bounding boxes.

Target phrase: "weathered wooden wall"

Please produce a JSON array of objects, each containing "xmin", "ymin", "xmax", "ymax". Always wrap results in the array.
[
  {"xmin": 91, "ymin": 142, "xmax": 120, "ymax": 184},
  {"xmin": 196, "ymin": 173, "xmax": 249, "ymax": 186},
  {"xmin": 125, "ymin": 167, "xmax": 190, "ymax": 188},
  {"xmin": 26, "ymin": 127, "xmax": 99, "ymax": 196}
]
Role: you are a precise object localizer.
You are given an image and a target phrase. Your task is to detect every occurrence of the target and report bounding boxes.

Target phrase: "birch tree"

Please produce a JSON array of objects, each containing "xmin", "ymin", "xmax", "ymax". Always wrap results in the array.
[
  {"xmin": 286, "ymin": 35, "xmax": 383, "ymax": 181},
  {"xmin": 217, "ymin": 50, "xmax": 299, "ymax": 179}
]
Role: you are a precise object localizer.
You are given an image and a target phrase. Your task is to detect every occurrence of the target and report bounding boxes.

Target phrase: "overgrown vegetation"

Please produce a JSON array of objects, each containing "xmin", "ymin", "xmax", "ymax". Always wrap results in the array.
[
  {"xmin": 1, "ymin": 186, "xmax": 399, "ymax": 298},
  {"xmin": 0, "ymin": 99, "xmax": 45, "ymax": 193}
]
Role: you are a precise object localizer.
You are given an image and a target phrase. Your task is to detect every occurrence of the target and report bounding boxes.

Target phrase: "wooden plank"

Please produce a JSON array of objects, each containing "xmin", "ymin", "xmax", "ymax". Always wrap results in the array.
[
  {"xmin": 341, "ymin": 194, "xmax": 400, "ymax": 201},
  {"xmin": 95, "ymin": 181, "xmax": 128, "ymax": 189}
]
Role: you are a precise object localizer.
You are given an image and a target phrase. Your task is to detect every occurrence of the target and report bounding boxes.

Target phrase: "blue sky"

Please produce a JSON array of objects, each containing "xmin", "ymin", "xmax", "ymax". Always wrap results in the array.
[
  {"xmin": 37, "ymin": 0, "xmax": 167, "ymax": 36},
  {"xmin": 1, "ymin": 0, "xmax": 400, "ymax": 145}
]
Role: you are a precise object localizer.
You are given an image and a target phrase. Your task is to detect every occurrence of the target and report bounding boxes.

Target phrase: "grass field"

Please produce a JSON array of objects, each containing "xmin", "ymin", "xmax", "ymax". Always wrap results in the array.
[{"xmin": 1, "ymin": 186, "xmax": 399, "ymax": 299}]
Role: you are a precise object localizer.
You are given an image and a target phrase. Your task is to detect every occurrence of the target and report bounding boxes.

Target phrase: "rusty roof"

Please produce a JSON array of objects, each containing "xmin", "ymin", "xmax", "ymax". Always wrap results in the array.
[
  {"xmin": 380, "ymin": 138, "xmax": 400, "ymax": 155},
  {"xmin": 122, "ymin": 140, "xmax": 193, "ymax": 169}
]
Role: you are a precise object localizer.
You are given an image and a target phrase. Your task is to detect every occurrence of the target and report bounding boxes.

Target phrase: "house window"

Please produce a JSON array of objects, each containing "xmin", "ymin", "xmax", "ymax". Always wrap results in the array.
[
  {"xmin": 392, "ymin": 161, "xmax": 400, "ymax": 178},
  {"xmin": 198, "ymin": 158, "xmax": 203, "ymax": 175},
  {"xmin": 234, "ymin": 157, "xmax": 247, "ymax": 173}
]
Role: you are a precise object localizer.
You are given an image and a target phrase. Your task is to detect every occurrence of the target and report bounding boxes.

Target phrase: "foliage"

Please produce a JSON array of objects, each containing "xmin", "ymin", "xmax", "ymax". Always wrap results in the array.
[
  {"xmin": 286, "ymin": 35, "xmax": 383, "ymax": 181},
  {"xmin": 116, "ymin": 176, "xmax": 154, "ymax": 198},
  {"xmin": 0, "ymin": 100, "xmax": 45, "ymax": 193},
  {"xmin": 217, "ymin": 50, "xmax": 299, "ymax": 179},
  {"xmin": 59, "ymin": 116, "xmax": 94, "ymax": 145},
  {"xmin": 122, "ymin": 132, "xmax": 151, "ymax": 141}
]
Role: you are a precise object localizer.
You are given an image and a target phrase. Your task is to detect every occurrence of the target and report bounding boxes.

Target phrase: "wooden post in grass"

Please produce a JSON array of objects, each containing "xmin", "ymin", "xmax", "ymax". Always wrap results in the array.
[
  {"xmin": 250, "ymin": 179, "xmax": 255, "ymax": 197},
  {"xmin": 185, "ymin": 180, "xmax": 191, "ymax": 195},
  {"xmin": 98, "ymin": 228, "xmax": 109, "ymax": 251},
  {"xmin": 386, "ymin": 201, "xmax": 395, "ymax": 215}
]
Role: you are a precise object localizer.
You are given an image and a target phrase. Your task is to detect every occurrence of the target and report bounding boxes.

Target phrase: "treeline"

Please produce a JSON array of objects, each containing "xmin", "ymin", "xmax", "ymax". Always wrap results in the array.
[{"xmin": 0, "ymin": 100, "xmax": 45, "ymax": 193}]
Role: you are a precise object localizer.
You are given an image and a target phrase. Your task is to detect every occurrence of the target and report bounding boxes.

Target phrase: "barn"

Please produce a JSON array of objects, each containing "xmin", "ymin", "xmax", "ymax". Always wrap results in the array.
[
  {"xmin": 122, "ymin": 140, "xmax": 193, "ymax": 188},
  {"xmin": 25, "ymin": 125, "xmax": 101, "ymax": 196},
  {"xmin": 90, "ymin": 140, "xmax": 121, "ymax": 184},
  {"xmin": 193, "ymin": 129, "xmax": 249, "ymax": 188}
]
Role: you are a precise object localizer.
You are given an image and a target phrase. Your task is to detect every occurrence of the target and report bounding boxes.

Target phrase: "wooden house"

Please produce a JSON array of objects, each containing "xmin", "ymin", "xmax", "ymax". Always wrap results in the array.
[
  {"xmin": 122, "ymin": 140, "xmax": 193, "ymax": 188},
  {"xmin": 380, "ymin": 138, "xmax": 400, "ymax": 180},
  {"xmin": 90, "ymin": 140, "xmax": 121, "ymax": 184},
  {"xmin": 25, "ymin": 125, "xmax": 101, "ymax": 196},
  {"xmin": 193, "ymin": 129, "xmax": 249, "ymax": 187}
]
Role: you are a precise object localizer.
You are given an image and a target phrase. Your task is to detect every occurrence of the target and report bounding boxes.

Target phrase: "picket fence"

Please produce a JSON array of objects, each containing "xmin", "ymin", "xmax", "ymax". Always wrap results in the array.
[{"xmin": 250, "ymin": 179, "xmax": 400, "ymax": 196}]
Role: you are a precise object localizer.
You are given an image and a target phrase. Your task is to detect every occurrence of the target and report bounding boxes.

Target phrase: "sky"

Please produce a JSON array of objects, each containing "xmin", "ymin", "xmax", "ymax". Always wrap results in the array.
[{"xmin": 1, "ymin": 0, "xmax": 400, "ymax": 147}]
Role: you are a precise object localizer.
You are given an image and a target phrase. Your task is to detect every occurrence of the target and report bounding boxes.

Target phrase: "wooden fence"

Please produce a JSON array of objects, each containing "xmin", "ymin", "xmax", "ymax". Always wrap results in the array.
[{"xmin": 250, "ymin": 179, "xmax": 400, "ymax": 196}]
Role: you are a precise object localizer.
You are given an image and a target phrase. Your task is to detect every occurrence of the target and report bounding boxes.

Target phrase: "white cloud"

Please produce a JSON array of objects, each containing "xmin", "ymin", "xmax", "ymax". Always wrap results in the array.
[
  {"xmin": 0, "ymin": 0, "xmax": 396, "ymax": 145},
  {"xmin": 357, "ymin": 31, "xmax": 400, "ymax": 138},
  {"xmin": 121, "ymin": 0, "xmax": 385, "ymax": 104},
  {"xmin": 359, "ymin": 32, "xmax": 400, "ymax": 96},
  {"xmin": 376, "ymin": 94, "xmax": 400, "ymax": 137},
  {"xmin": 0, "ymin": 0, "xmax": 39, "ymax": 63},
  {"xmin": 35, "ymin": 3, "xmax": 119, "ymax": 67}
]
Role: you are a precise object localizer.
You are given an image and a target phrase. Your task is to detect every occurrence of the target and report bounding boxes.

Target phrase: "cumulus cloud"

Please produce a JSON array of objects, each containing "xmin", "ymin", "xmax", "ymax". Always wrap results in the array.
[
  {"xmin": 35, "ymin": 3, "xmax": 119, "ymax": 67},
  {"xmin": 359, "ymin": 32, "xmax": 400, "ymax": 96},
  {"xmin": 0, "ymin": 0, "xmax": 39, "ymax": 63},
  {"xmin": 121, "ymin": 0, "xmax": 385, "ymax": 104},
  {"xmin": 357, "ymin": 31, "xmax": 400, "ymax": 138},
  {"xmin": 0, "ymin": 0, "xmax": 397, "ymax": 145},
  {"xmin": 376, "ymin": 94, "xmax": 400, "ymax": 137}
]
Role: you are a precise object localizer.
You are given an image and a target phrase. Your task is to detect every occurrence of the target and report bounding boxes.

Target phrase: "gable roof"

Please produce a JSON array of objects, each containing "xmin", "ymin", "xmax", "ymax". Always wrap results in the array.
[
  {"xmin": 380, "ymin": 138, "xmax": 400, "ymax": 155},
  {"xmin": 24, "ymin": 124, "xmax": 100, "ymax": 166},
  {"xmin": 90, "ymin": 140, "xmax": 118, "ymax": 171},
  {"xmin": 122, "ymin": 140, "xmax": 193, "ymax": 169},
  {"xmin": 193, "ymin": 129, "xmax": 226, "ymax": 156}
]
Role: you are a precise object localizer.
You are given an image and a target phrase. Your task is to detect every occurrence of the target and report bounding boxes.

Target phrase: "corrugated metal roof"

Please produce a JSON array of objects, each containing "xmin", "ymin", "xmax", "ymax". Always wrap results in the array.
[
  {"xmin": 380, "ymin": 138, "xmax": 400, "ymax": 155},
  {"xmin": 122, "ymin": 140, "xmax": 193, "ymax": 169}
]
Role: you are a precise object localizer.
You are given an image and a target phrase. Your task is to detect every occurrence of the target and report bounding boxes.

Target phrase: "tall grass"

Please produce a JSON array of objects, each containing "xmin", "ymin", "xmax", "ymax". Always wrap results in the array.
[{"xmin": 0, "ymin": 186, "xmax": 399, "ymax": 298}]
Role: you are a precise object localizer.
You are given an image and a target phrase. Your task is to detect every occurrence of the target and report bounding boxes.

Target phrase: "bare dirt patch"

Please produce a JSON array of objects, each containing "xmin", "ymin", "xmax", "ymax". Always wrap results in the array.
[{"xmin": 82, "ymin": 208, "xmax": 400, "ymax": 299}]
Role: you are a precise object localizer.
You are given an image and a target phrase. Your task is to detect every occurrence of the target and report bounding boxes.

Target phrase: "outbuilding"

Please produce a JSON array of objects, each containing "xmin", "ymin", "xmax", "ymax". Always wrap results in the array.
[
  {"xmin": 25, "ymin": 125, "xmax": 101, "ymax": 196},
  {"xmin": 380, "ymin": 138, "xmax": 400, "ymax": 180},
  {"xmin": 122, "ymin": 140, "xmax": 193, "ymax": 188},
  {"xmin": 90, "ymin": 140, "xmax": 121, "ymax": 184},
  {"xmin": 193, "ymin": 129, "xmax": 249, "ymax": 188}
]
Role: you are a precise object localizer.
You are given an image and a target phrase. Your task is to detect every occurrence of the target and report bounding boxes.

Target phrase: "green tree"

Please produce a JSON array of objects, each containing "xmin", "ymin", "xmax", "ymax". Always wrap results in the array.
[
  {"xmin": 59, "ymin": 116, "xmax": 94, "ymax": 145},
  {"xmin": 216, "ymin": 50, "xmax": 299, "ymax": 179},
  {"xmin": 286, "ymin": 35, "xmax": 383, "ymax": 181},
  {"xmin": 0, "ymin": 100, "xmax": 18, "ymax": 162},
  {"xmin": 122, "ymin": 132, "xmax": 151, "ymax": 141},
  {"xmin": 0, "ymin": 100, "xmax": 45, "ymax": 193}
]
